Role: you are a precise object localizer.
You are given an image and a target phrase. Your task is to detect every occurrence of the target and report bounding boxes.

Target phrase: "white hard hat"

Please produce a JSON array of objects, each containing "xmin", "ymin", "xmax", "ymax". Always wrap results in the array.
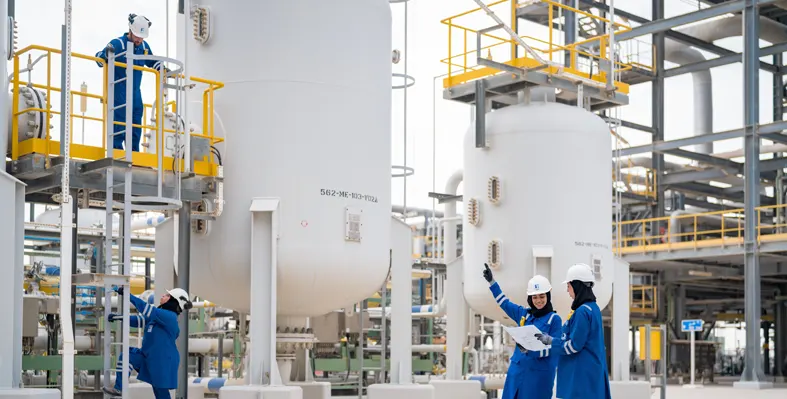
[
  {"xmin": 128, "ymin": 14, "xmax": 151, "ymax": 39},
  {"xmin": 527, "ymin": 275, "xmax": 552, "ymax": 296},
  {"xmin": 167, "ymin": 288, "xmax": 192, "ymax": 311},
  {"xmin": 563, "ymin": 263, "xmax": 595, "ymax": 285}
]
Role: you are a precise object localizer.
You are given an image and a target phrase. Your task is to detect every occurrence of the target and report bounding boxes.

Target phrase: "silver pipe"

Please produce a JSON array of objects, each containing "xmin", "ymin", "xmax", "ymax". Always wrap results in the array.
[{"xmin": 665, "ymin": 15, "xmax": 787, "ymax": 155}]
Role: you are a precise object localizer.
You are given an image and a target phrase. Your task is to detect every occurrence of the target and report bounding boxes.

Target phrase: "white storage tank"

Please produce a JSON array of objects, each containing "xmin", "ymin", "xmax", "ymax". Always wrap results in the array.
[
  {"xmin": 181, "ymin": 0, "xmax": 393, "ymax": 316},
  {"xmin": 462, "ymin": 94, "xmax": 613, "ymax": 322}
]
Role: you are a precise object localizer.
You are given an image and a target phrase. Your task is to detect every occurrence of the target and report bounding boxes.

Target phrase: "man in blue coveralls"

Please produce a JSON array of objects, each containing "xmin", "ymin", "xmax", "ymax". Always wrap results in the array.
[
  {"xmin": 95, "ymin": 14, "xmax": 165, "ymax": 152},
  {"xmin": 103, "ymin": 286, "xmax": 191, "ymax": 398}
]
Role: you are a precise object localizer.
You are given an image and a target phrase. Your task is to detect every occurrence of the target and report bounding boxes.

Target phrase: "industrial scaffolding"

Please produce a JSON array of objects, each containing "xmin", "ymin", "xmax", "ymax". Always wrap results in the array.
[{"xmin": 441, "ymin": 0, "xmax": 787, "ymax": 386}]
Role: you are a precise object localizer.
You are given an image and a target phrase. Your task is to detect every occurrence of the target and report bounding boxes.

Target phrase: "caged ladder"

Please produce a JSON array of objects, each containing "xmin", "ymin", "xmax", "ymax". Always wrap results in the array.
[{"xmin": 97, "ymin": 44, "xmax": 189, "ymax": 399}]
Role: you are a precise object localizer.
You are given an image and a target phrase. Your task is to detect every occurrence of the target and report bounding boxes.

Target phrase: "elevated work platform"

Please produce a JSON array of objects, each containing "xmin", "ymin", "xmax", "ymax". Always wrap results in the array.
[
  {"xmin": 6, "ymin": 44, "xmax": 224, "ymax": 206},
  {"xmin": 614, "ymin": 204, "xmax": 787, "ymax": 262},
  {"xmin": 440, "ymin": 0, "xmax": 650, "ymax": 110}
]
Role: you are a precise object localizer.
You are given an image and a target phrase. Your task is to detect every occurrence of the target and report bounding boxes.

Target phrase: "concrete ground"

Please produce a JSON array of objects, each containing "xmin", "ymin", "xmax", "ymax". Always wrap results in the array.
[{"xmin": 651, "ymin": 382, "xmax": 787, "ymax": 399}]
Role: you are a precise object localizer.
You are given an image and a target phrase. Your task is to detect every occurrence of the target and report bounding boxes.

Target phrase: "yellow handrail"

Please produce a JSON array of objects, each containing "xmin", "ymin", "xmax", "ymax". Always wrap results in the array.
[
  {"xmin": 613, "ymin": 204, "xmax": 787, "ymax": 254},
  {"xmin": 10, "ymin": 44, "xmax": 224, "ymax": 176},
  {"xmin": 441, "ymin": 0, "xmax": 653, "ymax": 90}
]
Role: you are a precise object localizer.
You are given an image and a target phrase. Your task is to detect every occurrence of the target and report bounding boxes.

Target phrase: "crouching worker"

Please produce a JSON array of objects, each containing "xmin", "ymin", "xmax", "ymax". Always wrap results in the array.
[
  {"xmin": 104, "ymin": 287, "xmax": 192, "ymax": 399},
  {"xmin": 483, "ymin": 263, "xmax": 562, "ymax": 399}
]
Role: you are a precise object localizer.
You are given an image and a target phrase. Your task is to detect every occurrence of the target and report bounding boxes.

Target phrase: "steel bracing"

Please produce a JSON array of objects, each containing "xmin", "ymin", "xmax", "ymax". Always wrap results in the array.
[{"xmin": 454, "ymin": 0, "xmax": 787, "ymax": 383}]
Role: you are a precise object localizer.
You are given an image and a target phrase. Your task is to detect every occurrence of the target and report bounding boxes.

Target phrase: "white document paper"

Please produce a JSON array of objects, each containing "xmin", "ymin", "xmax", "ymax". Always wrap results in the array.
[{"xmin": 504, "ymin": 324, "xmax": 549, "ymax": 351}]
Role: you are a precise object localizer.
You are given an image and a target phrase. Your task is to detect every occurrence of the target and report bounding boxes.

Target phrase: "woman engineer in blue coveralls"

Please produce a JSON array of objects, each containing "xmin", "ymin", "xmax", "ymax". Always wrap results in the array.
[
  {"xmin": 103, "ymin": 286, "xmax": 192, "ymax": 399},
  {"xmin": 534, "ymin": 263, "xmax": 612, "ymax": 399},
  {"xmin": 483, "ymin": 263, "xmax": 562, "ymax": 399}
]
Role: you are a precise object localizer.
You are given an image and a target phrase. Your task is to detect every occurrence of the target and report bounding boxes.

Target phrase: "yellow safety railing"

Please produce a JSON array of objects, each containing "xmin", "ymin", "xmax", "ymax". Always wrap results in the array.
[
  {"xmin": 613, "ymin": 159, "xmax": 657, "ymax": 199},
  {"xmin": 613, "ymin": 203, "xmax": 787, "ymax": 254},
  {"xmin": 441, "ymin": 0, "xmax": 654, "ymax": 91},
  {"xmin": 630, "ymin": 285, "xmax": 657, "ymax": 315},
  {"xmin": 9, "ymin": 44, "xmax": 224, "ymax": 177}
]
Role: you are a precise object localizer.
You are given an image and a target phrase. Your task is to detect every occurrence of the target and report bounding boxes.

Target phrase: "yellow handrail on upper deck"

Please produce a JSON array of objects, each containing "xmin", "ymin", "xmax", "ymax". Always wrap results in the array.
[
  {"xmin": 10, "ymin": 44, "xmax": 224, "ymax": 177},
  {"xmin": 440, "ymin": 0, "xmax": 654, "ymax": 91}
]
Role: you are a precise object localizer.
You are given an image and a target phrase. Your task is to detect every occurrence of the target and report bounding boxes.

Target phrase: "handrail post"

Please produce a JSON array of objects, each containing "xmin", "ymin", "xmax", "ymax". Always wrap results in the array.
[{"xmin": 11, "ymin": 55, "xmax": 19, "ymax": 160}]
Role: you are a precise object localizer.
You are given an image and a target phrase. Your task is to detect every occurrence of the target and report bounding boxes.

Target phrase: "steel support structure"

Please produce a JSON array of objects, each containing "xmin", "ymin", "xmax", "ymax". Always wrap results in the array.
[
  {"xmin": 175, "ymin": 201, "xmax": 192, "ymax": 399},
  {"xmin": 736, "ymin": 0, "xmax": 770, "ymax": 388},
  {"xmin": 618, "ymin": 0, "xmax": 777, "ymax": 41},
  {"xmin": 651, "ymin": 0, "xmax": 666, "ymax": 244},
  {"xmin": 614, "ymin": 120, "xmax": 787, "ymax": 157},
  {"xmin": 564, "ymin": 0, "xmax": 576, "ymax": 67}
]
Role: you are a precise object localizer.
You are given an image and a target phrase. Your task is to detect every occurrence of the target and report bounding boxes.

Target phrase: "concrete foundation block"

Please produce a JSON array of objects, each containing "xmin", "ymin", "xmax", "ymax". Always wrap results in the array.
[
  {"xmin": 609, "ymin": 381, "xmax": 652, "ymax": 399},
  {"xmin": 367, "ymin": 383, "xmax": 435, "ymax": 399},
  {"xmin": 429, "ymin": 380, "xmax": 482, "ymax": 399},
  {"xmin": 287, "ymin": 382, "xmax": 330, "ymax": 399},
  {"xmin": 0, "ymin": 389, "xmax": 61, "ymax": 398},
  {"xmin": 220, "ymin": 385, "xmax": 303, "ymax": 399},
  {"xmin": 126, "ymin": 383, "xmax": 204, "ymax": 399},
  {"xmin": 733, "ymin": 381, "xmax": 775, "ymax": 390}
]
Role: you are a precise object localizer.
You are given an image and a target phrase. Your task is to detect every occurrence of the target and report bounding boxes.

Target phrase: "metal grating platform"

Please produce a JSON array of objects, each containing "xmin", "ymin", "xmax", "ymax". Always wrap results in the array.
[{"xmin": 6, "ymin": 154, "xmax": 216, "ymax": 203}]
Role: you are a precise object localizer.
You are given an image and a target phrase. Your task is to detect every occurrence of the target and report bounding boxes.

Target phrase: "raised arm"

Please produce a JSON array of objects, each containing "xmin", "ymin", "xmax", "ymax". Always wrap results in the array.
[{"xmin": 484, "ymin": 264, "xmax": 528, "ymax": 322}]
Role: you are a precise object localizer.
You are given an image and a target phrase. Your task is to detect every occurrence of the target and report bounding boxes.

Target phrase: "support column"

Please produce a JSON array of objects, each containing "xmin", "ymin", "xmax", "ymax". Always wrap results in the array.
[
  {"xmin": 774, "ymin": 53, "xmax": 784, "ymax": 233},
  {"xmin": 144, "ymin": 258, "xmax": 151, "ymax": 291},
  {"xmin": 175, "ymin": 202, "xmax": 191, "ymax": 399},
  {"xmin": 389, "ymin": 218, "xmax": 413, "ymax": 384},
  {"xmin": 224, "ymin": 199, "xmax": 304, "ymax": 398},
  {"xmin": 367, "ymin": 218, "xmax": 436, "ymax": 399},
  {"xmin": 611, "ymin": 258, "xmax": 631, "ymax": 381},
  {"xmin": 249, "ymin": 198, "xmax": 281, "ymax": 386},
  {"xmin": 764, "ymin": 322, "xmax": 771, "ymax": 375},
  {"xmin": 71, "ymin": 189, "xmax": 78, "ymax": 331},
  {"xmin": 443, "ymin": 172, "xmax": 464, "ymax": 381},
  {"xmin": 775, "ymin": 284, "xmax": 787, "ymax": 379},
  {"xmin": 564, "ymin": 0, "xmax": 577, "ymax": 67},
  {"xmin": 736, "ymin": 0, "xmax": 771, "ymax": 389},
  {"xmin": 651, "ymin": 2, "xmax": 666, "ymax": 348}
]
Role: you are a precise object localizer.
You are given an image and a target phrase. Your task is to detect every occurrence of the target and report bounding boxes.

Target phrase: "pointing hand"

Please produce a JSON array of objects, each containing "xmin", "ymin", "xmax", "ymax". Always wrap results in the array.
[{"xmin": 483, "ymin": 263, "xmax": 494, "ymax": 283}]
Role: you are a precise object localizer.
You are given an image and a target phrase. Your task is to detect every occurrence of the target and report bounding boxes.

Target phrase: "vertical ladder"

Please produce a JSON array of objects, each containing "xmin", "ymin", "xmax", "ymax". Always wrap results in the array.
[{"xmin": 101, "ymin": 45, "xmax": 134, "ymax": 399}]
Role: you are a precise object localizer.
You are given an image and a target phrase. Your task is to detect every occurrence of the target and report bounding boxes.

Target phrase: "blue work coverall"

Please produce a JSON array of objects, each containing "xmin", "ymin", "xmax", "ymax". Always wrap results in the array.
[
  {"xmin": 95, "ymin": 34, "xmax": 163, "ymax": 152},
  {"xmin": 490, "ymin": 282, "xmax": 562, "ymax": 399},
  {"xmin": 115, "ymin": 294, "xmax": 180, "ymax": 398},
  {"xmin": 548, "ymin": 302, "xmax": 611, "ymax": 399}
]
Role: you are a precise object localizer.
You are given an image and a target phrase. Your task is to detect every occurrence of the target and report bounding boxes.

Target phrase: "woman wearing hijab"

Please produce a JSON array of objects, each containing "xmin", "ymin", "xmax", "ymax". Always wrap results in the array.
[
  {"xmin": 535, "ymin": 263, "xmax": 611, "ymax": 399},
  {"xmin": 483, "ymin": 263, "xmax": 562, "ymax": 399}
]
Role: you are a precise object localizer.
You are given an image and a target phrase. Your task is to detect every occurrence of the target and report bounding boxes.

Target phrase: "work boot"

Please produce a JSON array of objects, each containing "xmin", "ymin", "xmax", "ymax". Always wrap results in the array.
[{"xmin": 102, "ymin": 386, "xmax": 122, "ymax": 398}]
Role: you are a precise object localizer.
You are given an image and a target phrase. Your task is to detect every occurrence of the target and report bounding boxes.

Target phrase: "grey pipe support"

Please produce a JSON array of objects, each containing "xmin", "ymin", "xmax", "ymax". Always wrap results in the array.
[{"xmin": 175, "ymin": 201, "xmax": 191, "ymax": 399}]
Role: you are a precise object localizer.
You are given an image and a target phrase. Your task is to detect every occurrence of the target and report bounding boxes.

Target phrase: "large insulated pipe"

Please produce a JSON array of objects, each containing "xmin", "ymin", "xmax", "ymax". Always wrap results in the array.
[
  {"xmin": 665, "ymin": 15, "xmax": 787, "ymax": 155},
  {"xmin": 466, "ymin": 375, "xmax": 506, "ymax": 391},
  {"xmin": 443, "ymin": 169, "xmax": 465, "ymax": 380},
  {"xmin": 31, "ymin": 333, "xmax": 232, "ymax": 354}
]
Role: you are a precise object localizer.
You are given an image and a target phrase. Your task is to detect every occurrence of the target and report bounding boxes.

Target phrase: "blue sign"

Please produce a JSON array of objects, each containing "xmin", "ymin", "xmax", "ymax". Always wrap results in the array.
[{"xmin": 681, "ymin": 319, "xmax": 704, "ymax": 332}]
